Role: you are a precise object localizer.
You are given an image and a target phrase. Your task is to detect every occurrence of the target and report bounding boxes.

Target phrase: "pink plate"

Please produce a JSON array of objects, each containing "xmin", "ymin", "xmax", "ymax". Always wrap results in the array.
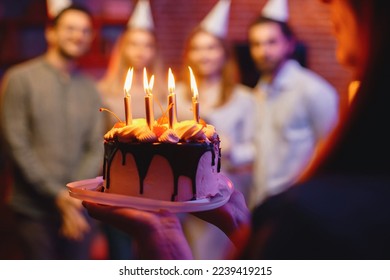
[{"xmin": 66, "ymin": 174, "xmax": 233, "ymax": 213}]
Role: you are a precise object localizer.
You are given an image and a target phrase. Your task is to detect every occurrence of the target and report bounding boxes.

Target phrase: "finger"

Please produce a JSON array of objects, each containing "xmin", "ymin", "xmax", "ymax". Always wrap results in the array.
[
  {"xmin": 68, "ymin": 196, "xmax": 84, "ymax": 209},
  {"xmin": 60, "ymin": 208, "xmax": 91, "ymax": 240},
  {"xmin": 83, "ymin": 202, "xmax": 160, "ymax": 237}
]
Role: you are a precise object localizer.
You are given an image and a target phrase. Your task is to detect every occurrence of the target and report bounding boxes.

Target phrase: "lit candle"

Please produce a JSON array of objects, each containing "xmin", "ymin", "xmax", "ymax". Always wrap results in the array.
[
  {"xmin": 189, "ymin": 66, "xmax": 200, "ymax": 123},
  {"xmin": 124, "ymin": 67, "xmax": 133, "ymax": 125},
  {"xmin": 167, "ymin": 68, "xmax": 177, "ymax": 129},
  {"xmin": 143, "ymin": 68, "xmax": 154, "ymax": 130}
]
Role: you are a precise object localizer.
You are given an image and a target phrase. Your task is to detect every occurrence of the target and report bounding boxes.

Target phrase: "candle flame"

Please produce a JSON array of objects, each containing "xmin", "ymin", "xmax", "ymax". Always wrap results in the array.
[
  {"xmin": 124, "ymin": 67, "xmax": 133, "ymax": 97},
  {"xmin": 188, "ymin": 66, "xmax": 199, "ymax": 99},
  {"xmin": 168, "ymin": 68, "xmax": 175, "ymax": 94},
  {"xmin": 149, "ymin": 75, "xmax": 155, "ymax": 91},
  {"xmin": 143, "ymin": 67, "xmax": 149, "ymax": 94},
  {"xmin": 143, "ymin": 68, "xmax": 154, "ymax": 95}
]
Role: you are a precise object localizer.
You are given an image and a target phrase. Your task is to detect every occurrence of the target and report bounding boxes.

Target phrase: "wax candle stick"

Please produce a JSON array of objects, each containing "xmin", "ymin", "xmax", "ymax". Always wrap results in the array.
[
  {"xmin": 167, "ymin": 95, "xmax": 174, "ymax": 129},
  {"xmin": 192, "ymin": 98, "xmax": 199, "ymax": 123},
  {"xmin": 143, "ymin": 68, "xmax": 154, "ymax": 130},
  {"xmin": 145, "ymin": 95, "xmax": 154, "ymax": 130},
  {"xmin": 189, "ymin": 66, "xmax": 200, "ymax": 123},
  {"xmin": 124, "ymin": 68, "xmax": 133, "ymax": 125},
  {"xmin": 168, "ymin": 68, "xmax": 177, "ymax": 129}
]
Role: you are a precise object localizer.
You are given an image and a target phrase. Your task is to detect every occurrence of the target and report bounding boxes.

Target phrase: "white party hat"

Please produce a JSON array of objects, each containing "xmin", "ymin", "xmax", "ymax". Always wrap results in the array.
[
  {"xmin": 47, "ymin": 0, "xmax": 72, "ymax": 18},
  {"xmin": 261, "ymin": 0, "xmax": 289, "ymax": 22},
  {"xmin": 199, "ymin": 0, "xmax": 231, "ymax": 38},
  {"xmin": 127, "ymin": 0, "xmax": 154, "ymax": 30}
]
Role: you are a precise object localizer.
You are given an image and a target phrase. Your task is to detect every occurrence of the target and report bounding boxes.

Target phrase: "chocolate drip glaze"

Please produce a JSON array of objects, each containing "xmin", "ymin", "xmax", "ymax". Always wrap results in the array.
[{"xmin": 103, "ymin": 141, "xmax": 221, "ymax": 201}]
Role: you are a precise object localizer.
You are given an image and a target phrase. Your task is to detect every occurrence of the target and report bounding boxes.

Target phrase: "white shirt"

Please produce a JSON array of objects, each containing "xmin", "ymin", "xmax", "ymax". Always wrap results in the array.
[
  {"xmin": 250, "ymin": 59, "xmax": 339, "ymax": 208},
  {"xmin": 176, "ymin": 82, "xmax": 256, "ymax": 260},
  {"xmin": 176, "ymin": 83, "xmax": 256, "ymax": 168}
]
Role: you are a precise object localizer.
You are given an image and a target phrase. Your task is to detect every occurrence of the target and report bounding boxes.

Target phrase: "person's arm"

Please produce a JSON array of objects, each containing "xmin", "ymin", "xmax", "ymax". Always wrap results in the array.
[
  {"xmin": 192, "ymin": 189, "xmax": 251, "ymax": 248},
  {"xmin": 56, "ymin": 189, "xmax": 91, "ymax": 240},
  {"xmin": 1, "ymin": 71, "xmax": 91, "ymax": 240},
  {"xmin": 83, "ymin": 189, "xmax": 251, "ymax": 259},
  {"xmin": 74, "ymin": 116, "xmax": 103, "ymax": 179},
  {"xmin": 1, "ymin": 70, "xmax": 62, "ymax": 199},
  {"xmin": 229, "ymin": 94, "xmax": 256, "ymax": 166},
  {"xmin": 83, "ymin": 202, "xmax": 194, "ymax": 259},
  {"xmin": 307, "ymin": 84, "xmax": 339, "ymax": 140},
  {"xmin": 75, "ymin": 90, "xmax": 104, "ymax": 179}
]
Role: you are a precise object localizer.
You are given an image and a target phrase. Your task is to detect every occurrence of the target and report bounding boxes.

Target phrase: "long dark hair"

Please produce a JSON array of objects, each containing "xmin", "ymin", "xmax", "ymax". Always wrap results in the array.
[{"xmin": 305, "ymin": 0, "xmax": 390, "ymax": 177}]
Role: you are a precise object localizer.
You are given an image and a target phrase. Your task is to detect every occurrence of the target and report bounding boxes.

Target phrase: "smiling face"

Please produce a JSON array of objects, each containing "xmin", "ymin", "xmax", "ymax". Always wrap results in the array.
[
  {"xmin": 47, "ymin": 9, "xmax": 94, "ymax": 59},
  {"xmin": 122, "ymin": 29, "xmax": 157, "ymax": 70},
  {"xmin": 187, "ymin": 30, "xmax": 226, "ymax": 79}
]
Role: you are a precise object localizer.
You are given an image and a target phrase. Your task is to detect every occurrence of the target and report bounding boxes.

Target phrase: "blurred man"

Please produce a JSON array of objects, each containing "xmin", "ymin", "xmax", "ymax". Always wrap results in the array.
[
  {"xmin": 247, "ymin": 1, "xmax": 339, "ymax": 208},
  {"xmin": 0, "ymin": 5, "xmax": 103, "ymax": 259}
]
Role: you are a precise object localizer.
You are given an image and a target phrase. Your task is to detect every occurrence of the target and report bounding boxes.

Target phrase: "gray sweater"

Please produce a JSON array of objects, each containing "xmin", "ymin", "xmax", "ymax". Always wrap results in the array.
[{"xmin": 1, "ymin": 56, "xmax": 103, "ymax": 219}]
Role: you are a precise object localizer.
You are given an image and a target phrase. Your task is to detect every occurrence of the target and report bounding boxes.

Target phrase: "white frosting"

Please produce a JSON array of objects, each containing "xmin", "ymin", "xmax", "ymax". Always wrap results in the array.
[
  {"xmin": 174, "ymin": 120, "xmax": 206, "ymax": 142},
  {"xmin": 105, "ymin": 118, "xmax": 218, "ymax": 143},
  {"xmin": 137, "ymin": 127, "xmax": 158, "ymax": 143},
  {"xmin": 105, "ymin": 118, "xmax": 157, "ymax": 143},
  {"xmin": 204, "ymin": 124, "xmax": 218, "ymax": 141},
  {"xmin": 104, "ymin": 127, "xmax": 120, "ymax": 140},
  {"xmin": 158, "ymin": 129, "xmax": 180, "ymax": 143}
]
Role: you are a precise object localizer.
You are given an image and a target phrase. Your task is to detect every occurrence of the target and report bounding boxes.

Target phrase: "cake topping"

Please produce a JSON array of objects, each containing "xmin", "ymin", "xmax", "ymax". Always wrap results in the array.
[
  {"xmin": 158, "ymin": 129, "xmax": 180, "ymax": 143},
  {"xmin": 175, "ymin": 120, "xmax": 207, "ymax": 142},
  {"xmin": 104, "ymin": 118, "xmax": 217, "ymax": 144},
  {"xmin": 203, "ymin": 124, "xmax": 218, "ymax": 141},
  {"xmin": 106, "ymin": 118, "xmax": 156, "ymax": 143}
]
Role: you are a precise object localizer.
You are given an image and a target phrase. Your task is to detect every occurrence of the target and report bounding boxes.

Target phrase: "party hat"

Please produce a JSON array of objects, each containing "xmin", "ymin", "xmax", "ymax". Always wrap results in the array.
[
  {"xmin": 199, "ymin": 0, "xmax": 231, "ymax": 38},
  {"xmin": 127, "ymin": 0, "xmax": 154, "ymax": 30},
  {"xmin": 261, "ymin": 0, "xmax": 289, "ymax": 22},
  {"xmin": 46, "ymin": 0, "xmax": 72, "ymax": 18}
]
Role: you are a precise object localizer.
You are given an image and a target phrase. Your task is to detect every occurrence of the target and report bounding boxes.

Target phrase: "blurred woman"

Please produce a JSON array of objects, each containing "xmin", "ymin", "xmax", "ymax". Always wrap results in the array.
[
  {"xmin": 177, "ymin": 29, "xmax": 256, "ymax": 203},
  {"xmin": 175, "ymin": 24, "xmax": 256, "ymax": 259},
  {"xmin": 98, "ymin": 27, "xmax": 165, "ymax": 129},
  {"xmin": 97, "ymin": 0, "xmax": 166, "ymax": 259}
]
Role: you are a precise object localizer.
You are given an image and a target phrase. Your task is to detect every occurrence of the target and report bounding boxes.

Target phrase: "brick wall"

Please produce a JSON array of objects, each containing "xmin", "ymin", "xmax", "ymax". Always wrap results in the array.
[
  {"xmin": 147, "ymin": 0, "xmax": 351, "ymax": 97},
  {"xmin": 0, "ymin": 0, "xmax": 352, "ymax": 97}
]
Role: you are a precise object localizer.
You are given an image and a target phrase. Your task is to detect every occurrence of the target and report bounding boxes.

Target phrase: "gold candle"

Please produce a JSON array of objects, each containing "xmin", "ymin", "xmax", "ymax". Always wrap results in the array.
[
  {"xmin": 143, "ymin": 68, "xmax": 154, "ymax": 130},
  {"xmin": 124, "ymin": 67, "xmax": 133, "ymax": 125},
  {"xmin": 189, "ymin": 66, "xmax": 200, "ymax": 123},
  {"xmin": 167, "ymin": 68, "xmax": 177, "ymax": 129}
]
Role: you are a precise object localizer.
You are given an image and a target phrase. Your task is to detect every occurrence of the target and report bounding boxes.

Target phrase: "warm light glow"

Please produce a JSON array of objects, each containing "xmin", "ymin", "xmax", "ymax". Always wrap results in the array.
[
  {"xmin": 143, "ymin": 67, "xmax": 149, "ymax": 94},
  {"xmin": 143, "ymin": 68, "xmax": 154, "ymax": 129},
  {"xmin": 348, "ymin": 80, "xmax": 360, "ymax": 103},
  {"xmin": 143, "ymin": 68, "xmax": 154, "ymax": 95},
  {"xmin": 124, "ymin": 67, "xmax": 133, "ymax": 96},
  {"xmin": 149, "ymin": 75, "xmax": 155, "ymax": 91},
  {"xmin": 188, "ymin": 66, "xmax": 199, "ymax": 123},
  {"xmin": 168, "ymin": 68, "xmax": 175, "ymax": 94},
  {"xmin": 188, "ymin": 66, "xmax": 199, "ymax": 100}
]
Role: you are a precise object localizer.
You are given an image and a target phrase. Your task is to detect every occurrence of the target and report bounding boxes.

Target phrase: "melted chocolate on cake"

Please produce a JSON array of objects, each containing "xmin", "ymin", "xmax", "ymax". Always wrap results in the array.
[{"xmin": 103, "ymin": 141, "xmax": 221, "ymax": 201}]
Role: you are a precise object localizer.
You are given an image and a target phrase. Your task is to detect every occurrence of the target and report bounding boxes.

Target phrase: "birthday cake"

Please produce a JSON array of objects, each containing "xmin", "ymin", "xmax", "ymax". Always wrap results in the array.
[{"xmin": 102, "ymin": 118, "xmax": 222, "ymax": 202}]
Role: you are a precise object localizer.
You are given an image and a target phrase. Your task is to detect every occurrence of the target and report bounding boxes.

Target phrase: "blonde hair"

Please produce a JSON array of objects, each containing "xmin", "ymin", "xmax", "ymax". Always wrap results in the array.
[
  {"xmin": 98, "ymin": 28, "xmax": 164, "ymax": 98},
  {"xmin": 180, "ymin": 28, "xmax": 240, "ymax": 107}
]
